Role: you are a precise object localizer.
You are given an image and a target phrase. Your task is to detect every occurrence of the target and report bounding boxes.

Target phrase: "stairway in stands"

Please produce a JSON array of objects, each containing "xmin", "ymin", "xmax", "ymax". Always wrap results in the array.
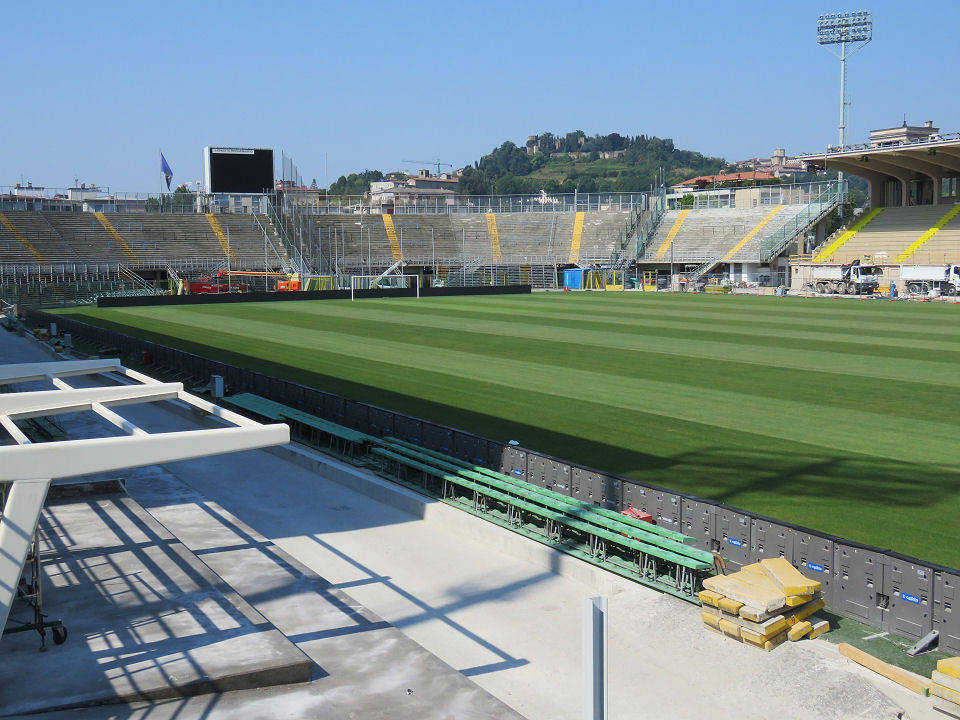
[
  {"xmin": 896, "ymin": 204, "xmax": 960, "ymax": 262},
  {"xmin": 813, "ymin": 208, "xmax": 885, "ymax": 262},
  {"xmin": 0, "ymin": 211, "xmax": 47, "ymax": 262},
  {"xmin": 93, "ymin": 212, "xmax": 137, "ymax": 261}
]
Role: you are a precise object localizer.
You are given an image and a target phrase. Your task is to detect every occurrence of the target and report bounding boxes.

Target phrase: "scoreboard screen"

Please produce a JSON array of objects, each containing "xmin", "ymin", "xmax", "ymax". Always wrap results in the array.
[{"xmin": 203, "ymin": 147, "xmax": 274, "ymax": 193}]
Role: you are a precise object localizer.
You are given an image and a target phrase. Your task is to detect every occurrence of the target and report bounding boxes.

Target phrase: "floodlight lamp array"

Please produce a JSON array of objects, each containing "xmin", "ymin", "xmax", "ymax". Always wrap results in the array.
[{"xmin": 817, "ymin": 10, "xmax": 873, "ymax": 45}]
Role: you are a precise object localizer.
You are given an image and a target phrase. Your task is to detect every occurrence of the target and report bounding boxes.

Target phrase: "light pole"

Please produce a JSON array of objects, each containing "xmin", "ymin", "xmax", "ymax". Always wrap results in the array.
[{"xmin": 817, "ymin": 11, "xmax": 873, "ymax": 160}]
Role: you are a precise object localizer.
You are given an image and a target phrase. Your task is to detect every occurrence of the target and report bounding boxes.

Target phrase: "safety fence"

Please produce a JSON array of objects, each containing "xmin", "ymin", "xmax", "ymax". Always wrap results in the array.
[
  {"xmin": 1, "ymin": 189, "xmax": 649, "ymax": 216},
  {"xmin": 665, "ymin": 182, "xmax": 840, "ymax": 211},
  {"xmin": 92, "ymin": 284, "xmax": 531, "ymax": 308},
  {"xmin": 283, "ymin": 193, "xmax": 650, "ymax": 216},
  {"xmin": 23, "ymin": 308, "xmax": 960, "ymax": 653}
]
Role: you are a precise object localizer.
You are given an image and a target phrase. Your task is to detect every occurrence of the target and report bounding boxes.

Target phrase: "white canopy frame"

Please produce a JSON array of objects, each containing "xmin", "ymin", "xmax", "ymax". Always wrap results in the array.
[{"xmin": 0, "ymin": 358, "xmax": 289, "ymax": 642}]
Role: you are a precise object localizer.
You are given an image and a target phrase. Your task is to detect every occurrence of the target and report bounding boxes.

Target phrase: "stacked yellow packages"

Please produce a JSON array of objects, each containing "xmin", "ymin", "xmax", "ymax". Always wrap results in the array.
[
  {"xmin": 699, "ymin": 558, "xmax": 829, "ymax": 652},
  {"xmin": 931, "ymin": 657, "xmax": 960, "ymax": 718}
]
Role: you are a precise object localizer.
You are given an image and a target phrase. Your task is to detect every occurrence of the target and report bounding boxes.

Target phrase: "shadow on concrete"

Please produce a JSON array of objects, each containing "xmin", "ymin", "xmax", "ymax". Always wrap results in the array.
[
  {"xmin": 179, "ymin": 496, "xmax": 531, "ymax": 678},
  {"xmin": 0, "ymin": 494, "xmax": 314, "ymax": 717}
]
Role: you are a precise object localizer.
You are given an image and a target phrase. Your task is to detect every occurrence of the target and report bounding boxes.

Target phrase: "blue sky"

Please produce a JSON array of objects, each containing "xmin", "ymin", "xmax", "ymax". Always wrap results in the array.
[{"xmin": 2, "ymin": 0, "xmax": 957, "ymax": 192}]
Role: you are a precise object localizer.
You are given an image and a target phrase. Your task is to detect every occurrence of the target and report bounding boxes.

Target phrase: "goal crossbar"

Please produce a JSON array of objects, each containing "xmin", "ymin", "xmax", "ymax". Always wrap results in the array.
[{"xmin": 349, "ymin": 274, "xmax": 420, "ymax": 301}]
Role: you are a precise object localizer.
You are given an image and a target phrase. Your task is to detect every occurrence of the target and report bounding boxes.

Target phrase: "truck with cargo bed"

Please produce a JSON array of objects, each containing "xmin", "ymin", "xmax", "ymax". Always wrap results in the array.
[
  {"xmin": 899, "ymin": 264, "xmax": 960, "ymax": 295},
  {"xmin": 810, "ymin": 260, "xmax": 882, "ymax": 295}
]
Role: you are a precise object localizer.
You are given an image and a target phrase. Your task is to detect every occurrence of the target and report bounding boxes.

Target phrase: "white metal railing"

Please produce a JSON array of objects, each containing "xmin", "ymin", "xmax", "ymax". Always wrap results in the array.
[
  {"xmin": 666, "ymin": 181, "xmax": 839, "ymax": 210},
  {"xmin": 1, "ymin": 189, "xmax": 649, "ymax": 216},
  {"xmin": 283, "ymin": 192, "xmax": 649, "ymax": 216},
  {"xmin": 797, "ymin": 131, "xmax": 960, "ymax": 158},
  {"xmin": 759, "ymin": 182, "xmax": 845, "ymax": 262}
]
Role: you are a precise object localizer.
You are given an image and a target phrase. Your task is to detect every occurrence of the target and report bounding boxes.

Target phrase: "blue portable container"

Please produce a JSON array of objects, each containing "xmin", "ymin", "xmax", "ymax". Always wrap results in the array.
[{"xmin": 563, "ymin": 268, "xmax": 589, "ymax": 289}]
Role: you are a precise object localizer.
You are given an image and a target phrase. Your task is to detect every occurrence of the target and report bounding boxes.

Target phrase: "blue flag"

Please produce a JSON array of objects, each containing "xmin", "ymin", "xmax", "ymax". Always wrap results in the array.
[{"xmin": 160, "ymin": 153, "xmax": 173, "ymax": 190}]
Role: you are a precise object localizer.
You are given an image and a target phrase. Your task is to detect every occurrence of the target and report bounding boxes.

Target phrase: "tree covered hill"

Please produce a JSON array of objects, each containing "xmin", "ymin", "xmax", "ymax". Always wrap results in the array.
[
  {"xmin": 326, "ymin": 130, "xmax": 732, "ymax": 196},
  {"xmin": 457, "ymin": 131, "xmax": 728, "ymax": 194}
]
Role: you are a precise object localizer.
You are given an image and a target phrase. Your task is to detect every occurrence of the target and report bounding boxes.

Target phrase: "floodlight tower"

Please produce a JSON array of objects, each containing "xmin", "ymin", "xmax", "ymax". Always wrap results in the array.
[{"xmin": 817, "ymin": 11, "xmax": 873, "ymax": 153}]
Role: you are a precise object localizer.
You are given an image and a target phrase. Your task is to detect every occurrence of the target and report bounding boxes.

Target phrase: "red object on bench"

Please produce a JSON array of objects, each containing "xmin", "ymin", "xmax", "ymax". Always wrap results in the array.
[{"xmin": 620, "ymin": 504, "xmax": 654, "ymax": 524}]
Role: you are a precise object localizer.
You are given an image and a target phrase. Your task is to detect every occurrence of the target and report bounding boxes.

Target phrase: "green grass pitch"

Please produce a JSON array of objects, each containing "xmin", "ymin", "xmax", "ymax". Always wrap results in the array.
[{"xmin": 55, "ymin": 293, "xmax": 960, "ymax": 569}]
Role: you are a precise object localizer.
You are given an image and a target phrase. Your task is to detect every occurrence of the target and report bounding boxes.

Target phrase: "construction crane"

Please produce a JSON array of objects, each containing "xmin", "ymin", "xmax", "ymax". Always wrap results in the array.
[{"xmin": 401, "ymin": 158, "xmax": 454, "ymax": 176}]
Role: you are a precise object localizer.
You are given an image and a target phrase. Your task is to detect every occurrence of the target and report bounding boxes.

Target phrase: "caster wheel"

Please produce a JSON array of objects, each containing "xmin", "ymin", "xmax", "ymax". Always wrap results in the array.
[{"xmin": 52, "ymin": 626, "xmax": 67, "ymax": 645}]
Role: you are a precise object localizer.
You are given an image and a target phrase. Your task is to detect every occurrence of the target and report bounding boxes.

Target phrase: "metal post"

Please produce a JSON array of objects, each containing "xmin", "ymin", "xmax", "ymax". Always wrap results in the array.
[
  {"xmin": 582, "ymin": 596, "xmax": 608, "ymax": 720},
  {"xmin": 839, "ymin": 39, "xmax": 847, "ymax": 153}
]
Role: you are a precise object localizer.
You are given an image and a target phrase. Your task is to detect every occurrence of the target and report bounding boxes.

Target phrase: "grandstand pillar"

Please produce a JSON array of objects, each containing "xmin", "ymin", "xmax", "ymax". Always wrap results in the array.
[
  {"xmin": 867, "ymin": 177, "xmax": 884, "ymax": 209},
  {"xmin": 814, "ymin": 219, "xmax": 828, "ymax": 249}
]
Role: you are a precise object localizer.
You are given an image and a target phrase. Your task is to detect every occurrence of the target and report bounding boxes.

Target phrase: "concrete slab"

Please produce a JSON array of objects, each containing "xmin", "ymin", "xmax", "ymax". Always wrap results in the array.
[{"xmin": 0, "ymin": 495, "xmax": 312, "ymax": 716}]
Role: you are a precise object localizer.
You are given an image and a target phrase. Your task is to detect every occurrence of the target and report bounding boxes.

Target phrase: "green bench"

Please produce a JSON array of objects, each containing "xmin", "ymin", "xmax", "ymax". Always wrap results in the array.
[
  {"xmin": 225, "ymin": 393, "xmax": 373, "ymax": 458},
  {"xmin": 378, "ymin": 439, "xmax": 712, "ymax": 568},
  {"xmin": 371, "ymin": 447, "xmax": 712, "ymax": 574},
  {"xmin": 383, "ymin": 437, "xmax": 700, "ymax": 545}
]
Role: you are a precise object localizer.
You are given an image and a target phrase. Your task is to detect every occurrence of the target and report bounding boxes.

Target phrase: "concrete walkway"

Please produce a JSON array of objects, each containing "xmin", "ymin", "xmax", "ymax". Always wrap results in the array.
[{"xmin": 0, "ymin": 495, "xmax": 312, "ymax": 716}]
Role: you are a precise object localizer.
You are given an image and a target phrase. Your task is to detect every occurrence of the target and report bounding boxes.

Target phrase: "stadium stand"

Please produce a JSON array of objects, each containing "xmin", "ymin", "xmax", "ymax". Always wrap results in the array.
[
  {"xmin": 579, "ymin": 211, "xmax": 635, "ymax": 262},
  {"xmin": 0, "ymin": 211, "xmax": 70, "ymax": 262},
  {"xmin": 309, "ymin": 211, "xmax": 629, "ymax": 268},
  {"xmin": 0, "ymin": 211, "xmax": 290, "ymax": 269},
  {"xmin": 642, "ymin": 205, "xmax": 815, "ymax": 263},
  {"xmin": 820, "ymin": 204, "xmax": 960, "ymax": 264}
]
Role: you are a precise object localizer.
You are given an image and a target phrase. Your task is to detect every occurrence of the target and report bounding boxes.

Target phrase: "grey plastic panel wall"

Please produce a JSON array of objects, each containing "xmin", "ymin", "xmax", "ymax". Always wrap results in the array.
[
  {"xmin": 324, "ymin": 395, "xmax": 346, "ymax": 424},
  {"xmin": 344, "ymin": 401, "xmax": 368, "ymax": 431},
  {"xmin": 621, "ymin": 481, "xmax": 646, "ymax": 511},
  {"xmin": 626, "ymin": 487, "xmax": 681, "ymax": 533},
  {"xmin": 421, "ymin": 423, "xmax": 454, "ymax": 454},
  {"xmin": 545, "ymin": 459, "xmax": 571, "ymax": 494},
  {"xmin": 883, "ymin": 556, "xmax": 934, "ymax": 640},
  {"xmin": 394, "ymin": 416, "xmax": 422, "ymax": 443},
  {"xmin": 834, "ymin": 544, "xmax": 886, "ymax": 627},
  {"xmin": 368, "ymin": 407, "xmax": 395, "ymax": 437},
  {"xmin": 524, "ymin": 454, "xmax": 548, "ymax": 489},
  {"xmin": 794, "ymin": 532, "xmax": 835, "ymax": 607},
  {"xmin": 750, "ymin": 519, "xmax": 795, "ymax": 563},
  {"xmin": 680, "ymin": 499, "xmax": 716, "ymax": 552},
  {"xmin": 571, "ymin": 468, "xmax": 618, "ymax": 507},
  {"xmin": 592, "ymin": 473, "xmax": 622, "ymax": 510},
  {"xmin": 714, "ymin": 508, "xmax": 751, "ymax": 569},
  {"xmin": 485, "ymin": 440, "xmax": 506, "ymax": 470},
  {"xmin": 500, "ymin": 447, "xmax": 527, "ymax": 480},
  {"xmin": 453, "ymin": 433, "xmax": 486, "ymax": 466},
  {"xmin": 934, "ymin": 570, "xmax": 960, "ymax": 655},
  {"xmin": 527, "ymin": 454, "xmax": 571, "ymax": 493}
]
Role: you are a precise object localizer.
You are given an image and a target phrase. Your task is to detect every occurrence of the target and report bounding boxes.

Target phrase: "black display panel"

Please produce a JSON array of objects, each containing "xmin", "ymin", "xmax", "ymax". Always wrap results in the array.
[{"xmin": 205, "ymin": 147, "xmax": 274, "ymax": 193}]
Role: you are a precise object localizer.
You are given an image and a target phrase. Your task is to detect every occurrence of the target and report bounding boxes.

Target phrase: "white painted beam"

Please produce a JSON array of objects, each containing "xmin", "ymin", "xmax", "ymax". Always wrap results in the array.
[
  {"xmin": 0, "ymin": 479, "xmax": 52, "ymax": 633},
  {"xmin": 0, "ymin": 416, "xmax": 30, "ymax": 445},
  {"xmin": 176, "ymin": 391, "xmax": 260, "ymax": 427},
  {"xmin": 0, "ymin": 425, "xmax": 289, "ymax": 481},
  {"xmin": 90, "ymin": 402, "xmax": 148, "ymax": 436},
  {"xmin": 0, "ymin": 383, "xmax": 183, "ymax": 419},
  {"xmin": 0, "ymin": 359, "xmax": 122, "ymax": 385}
]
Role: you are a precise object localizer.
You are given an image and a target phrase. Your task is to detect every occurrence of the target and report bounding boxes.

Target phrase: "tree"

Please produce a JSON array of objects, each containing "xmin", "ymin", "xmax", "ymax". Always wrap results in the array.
[
  {"xmin": 478, "ymin": 141, "xmax": 531, "ymax": 179},
  {"xmin": 457, "ymin": 166, "xmax": 490, "ymax": 195},
  {"xmin": 328, "ymin": 170, "xmax": 384, "ymax": 196}
]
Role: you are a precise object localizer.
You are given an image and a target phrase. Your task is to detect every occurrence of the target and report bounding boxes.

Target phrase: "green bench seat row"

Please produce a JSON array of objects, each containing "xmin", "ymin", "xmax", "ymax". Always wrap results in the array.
[
  {"xmin": 382, "ymin": 436, "xmax": 699, "ymax": 548},
  {"xmin": 371, "ymin": 447, "xmax": 712, "ymax": 573},
  {"xmin": 377, "ymin": 439, "xmax": 712, "ymax": 567}
]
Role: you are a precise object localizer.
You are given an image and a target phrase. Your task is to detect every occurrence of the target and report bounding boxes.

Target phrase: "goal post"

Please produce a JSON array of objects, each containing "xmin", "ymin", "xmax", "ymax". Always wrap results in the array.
[{"xmin": 349, "ymin": 274, "xmax": 420, "ymax": 301}]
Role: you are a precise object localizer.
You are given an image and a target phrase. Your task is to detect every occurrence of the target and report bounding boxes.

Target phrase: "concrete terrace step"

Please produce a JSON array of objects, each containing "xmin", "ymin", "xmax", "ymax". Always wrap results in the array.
[{"xmin": 0, "ymin": 493, "xmax": 313, "ymax": 716}]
